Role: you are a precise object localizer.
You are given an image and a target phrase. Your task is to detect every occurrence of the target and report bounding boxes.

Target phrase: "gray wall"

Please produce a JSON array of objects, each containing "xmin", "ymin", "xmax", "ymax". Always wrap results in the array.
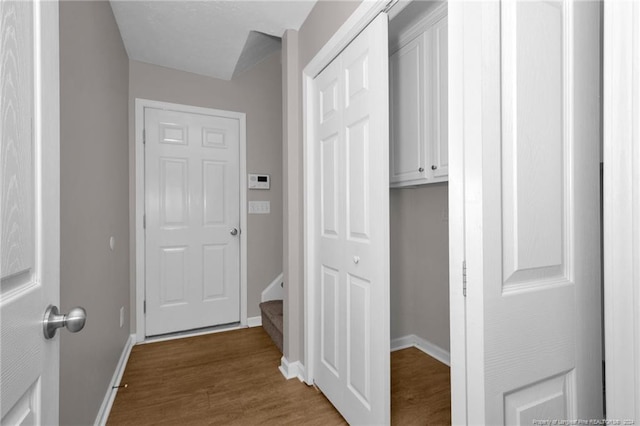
[
  {"xmin": 282, "ymin": 29, "xmax": 302, "ymax": 362},
  {"xmin": 297, "ymin": 1, "xmax": 362, "ymax": 67},
  {"xmin": 59, "ymin": 1, "xmax": 130, "ymax": 424},
  {"xmin": 128, "ymin": 54, "xmax": 283, "ymax": 327},
  {"xmin": 390, "ymin": 185, "xmax": 450, "ymax": 351}
]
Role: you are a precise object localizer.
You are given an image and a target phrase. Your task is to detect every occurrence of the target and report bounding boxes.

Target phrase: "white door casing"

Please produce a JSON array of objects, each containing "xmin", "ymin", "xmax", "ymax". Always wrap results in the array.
[
  {"xmin": 447, "ymin": 1, "xmax": 467, "ymax": 423},
  {"xmin": 450, "ymin": 0, "xmax": 603, "ymax": 422},
  {"xmin": 603, "ymin": 0, "xmax": 640, "ymax": 420},
  {"xmin": 307, "ymin": 12, "xmax": 390, "ymax": 425},
  {"xmin": 0, "ymin": 0, "xmax": 60, "ymax": 423},
  {"xmin": 144, "ymin": 106, "xmax": 244, "ymax": 337}
]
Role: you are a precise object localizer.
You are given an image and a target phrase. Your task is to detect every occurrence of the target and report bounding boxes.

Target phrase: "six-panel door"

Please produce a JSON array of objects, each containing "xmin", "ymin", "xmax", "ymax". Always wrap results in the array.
[
  {"xmin": 457, "ymin": 0, "xmax": 604, "ymax": 422},
  {"xmin": 312, "ymin": 13, "xmax": 391, "ymax": 425},
  {"xmin": 145, "ymin": 108, "xmax": 241, "ymax": 336},
  {"xmin": 1, "ymin": 0, "xmax": 60, "ymax": 423}
]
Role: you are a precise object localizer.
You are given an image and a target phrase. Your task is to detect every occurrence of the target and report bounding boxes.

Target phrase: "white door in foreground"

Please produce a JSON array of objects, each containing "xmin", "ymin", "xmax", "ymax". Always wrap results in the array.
[
  {"xmin": 1, "ymin": 0, "xmax": 60, "ymax": 423},
  {"xmin": 450, "ymin": 0, "xmax": 603, "ymax": 422},
  {"xmin": 145, "ymin": 107, "xmax": 241, "ymax": 336},
  {"xmin": 311, "ymin": 13, "xmax": 390, "ymax": 425}
]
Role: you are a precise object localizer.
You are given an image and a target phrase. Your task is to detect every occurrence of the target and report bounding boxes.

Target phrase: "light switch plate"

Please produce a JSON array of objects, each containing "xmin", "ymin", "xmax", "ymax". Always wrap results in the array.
[{"xmin": 249, "ymin": 201, "xmax": 270, "ymax": 214}]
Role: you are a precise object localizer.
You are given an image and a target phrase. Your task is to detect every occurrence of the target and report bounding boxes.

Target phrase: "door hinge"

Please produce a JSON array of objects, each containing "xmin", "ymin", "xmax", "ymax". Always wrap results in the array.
[
  {"xmin": 143, "ymin": 300, "xmax": 146, "ymax": 313},
  {"xmin": 143, "ymin": 129, "xmax": 146, "ymax": 144},
  {"xmin": 143, "ymin": 214, "xmax": 146, "ymax": 229},
  {"xmin": 462, "ymin": 260, "xmax": 467, "ymax": 297}
]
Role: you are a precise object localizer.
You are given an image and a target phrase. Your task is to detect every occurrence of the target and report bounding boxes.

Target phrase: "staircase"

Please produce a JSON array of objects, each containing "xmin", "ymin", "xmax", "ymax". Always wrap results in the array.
[{"xmin": 259, "ymin": 300, "xmax": 283, "ymax": 353}]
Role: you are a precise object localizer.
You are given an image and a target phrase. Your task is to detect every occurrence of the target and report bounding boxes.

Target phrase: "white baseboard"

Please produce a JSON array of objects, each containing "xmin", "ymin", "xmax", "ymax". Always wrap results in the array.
[
  {"xmin": 391, "ymin": 335, "xmax": 418, "ymax": 351},
  {"xmin": 94, "ymin": 333, "xmax": 136, "ymax": 426},
  {"xmin": 391, "ymin": 334, "xmax": 450, "ymax": 366},
  {"xmin": 247, "ymin": 316, "xmax": 262, "ymax": 327},
  {"xmin": 279, "ymin": 356, "xmax": 306, "ymax": 382},
  {"xmin": 261, "ymin": 272, "xmax": 284, "ymax": 302}
]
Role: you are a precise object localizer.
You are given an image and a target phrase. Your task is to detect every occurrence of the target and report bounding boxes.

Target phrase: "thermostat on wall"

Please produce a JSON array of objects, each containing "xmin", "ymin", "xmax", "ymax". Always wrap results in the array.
[{"xmin": 248, "ymin": 174, "xmax": 270, "ymax": 189}]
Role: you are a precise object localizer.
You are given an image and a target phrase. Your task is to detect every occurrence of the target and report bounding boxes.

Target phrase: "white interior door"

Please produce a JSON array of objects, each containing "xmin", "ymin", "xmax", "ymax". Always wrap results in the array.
[
  {"xmin": 1, "ymin": 0, "xmax": 60, "ymax": 423},
  {"xmin": 311, "ymin": 13, "xmax": 390, "ymax": 425},
  {"xmin": 145, "ymin": 107, "xmax": 241, "ymax": 336},
  {"xmin": 451, "ymin": 0, "xmax": 603, "ymax": 422}
]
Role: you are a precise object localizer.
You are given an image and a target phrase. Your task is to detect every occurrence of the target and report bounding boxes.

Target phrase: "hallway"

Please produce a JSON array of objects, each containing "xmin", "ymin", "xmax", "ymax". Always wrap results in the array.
[{"xmin": 107, "ymin": 327, "xmax": 451, "ymax": 425}]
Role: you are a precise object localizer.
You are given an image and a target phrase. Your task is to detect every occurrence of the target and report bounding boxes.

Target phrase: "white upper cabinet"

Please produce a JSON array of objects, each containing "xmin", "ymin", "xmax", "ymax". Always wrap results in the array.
[
  {"xmin": 390, "ymin": 6, "xmax": 448, "ymax": 187},
  {"xmin": 429, "ymin": 15, "xmax": 448, "ymax": 179},
  {"xmin": 390, "ymin": 34, "xmax": 426, "ymax": 184}
]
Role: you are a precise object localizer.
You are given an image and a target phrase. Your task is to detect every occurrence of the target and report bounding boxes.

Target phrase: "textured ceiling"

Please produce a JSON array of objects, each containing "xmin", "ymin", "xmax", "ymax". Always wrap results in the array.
[{"xmin": 110, "ymin": 1, "xmax": 316, "ymax": 80}]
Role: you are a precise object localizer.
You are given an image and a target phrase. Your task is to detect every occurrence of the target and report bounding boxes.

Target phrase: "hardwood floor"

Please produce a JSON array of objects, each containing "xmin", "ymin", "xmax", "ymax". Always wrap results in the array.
[
  {"xmin": 391, "ymin": 347, "xmax": 451, "ymax": 425},
  {"xmin": 107, "ymin": 327, "xmax": 450, "ymax": 425}
]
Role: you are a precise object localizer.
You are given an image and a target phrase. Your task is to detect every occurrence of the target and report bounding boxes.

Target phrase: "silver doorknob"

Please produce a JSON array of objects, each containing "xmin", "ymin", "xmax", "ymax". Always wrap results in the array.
[
  {"xmin": 43, "ymin": 305, "xmax": 87, "ymax": 339},
  {"xmin": 353, "ymin": 256, "xmax": 360, "ymax": 264},
  {"xmin": 230, "ymin": 228, "xmax": 238, "ymax": 236}
]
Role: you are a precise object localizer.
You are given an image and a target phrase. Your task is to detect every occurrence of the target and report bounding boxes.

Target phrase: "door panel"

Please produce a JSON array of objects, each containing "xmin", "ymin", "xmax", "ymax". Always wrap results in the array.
[
  {"xmin": 321, "ymin": 137, "xmax": 339, "ymax": 237},
  {"xmin": 503, "ymin": 371, "xmax": 575, "ymax": 425},
  {"xmin": 159, "ymin": 246, "xmax": 188, "ymax": 305},
  {"xmin": 315, "ymin": 54, "xmax": 344, "ymax": 403},
  {"xmin": 321, "ymin": 265, "xmax": 340, "ymax": 375},
  {"xmin": 312, "ymin": 12, "xmax": 390, "ymax": 425},
  {"xmin": 159, "ymin": 158, "xmax": 188, "ymax": 227},
  {"xmin": 431, "ymin": 16, "xmax": 448, "ymax": 177},
  {"xmin": 202, "ymin": 244, "xmax": 226, "ymax": 299},
  {"xmin": 1, "ymin": 1, "xmax": 60, "ymax": 423},
  {"xmin": 454, "ymin": 0, "xmax": 603, "ymax": 422},
  {"xmin": 346, "ymin": 120, "xmax": 370, "ymax": 240},
  {"xmin": 145, "ymin": 108, "xmax": 241, "ymax": 336},
  {"xmin": 502, "ymin": 0, "xmax": 565, "ymax": 289},
  {"xmin": 2, "ymin": 380, "xmax": 40, "ymax": 425},
  {"xmin": 347, "ymin": 274, "xmax": 371, "ymax": 406},
  {"xmin": 390, "ymin": 36, "xmax": 425, "ymax": 183},
  {"xmin": 203, "ymin": 162, "xmax": 226, "ymax": 225}
]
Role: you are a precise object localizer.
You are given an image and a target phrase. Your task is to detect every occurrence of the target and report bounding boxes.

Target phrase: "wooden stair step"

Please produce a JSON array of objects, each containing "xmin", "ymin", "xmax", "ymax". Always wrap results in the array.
[{"xmin": 259, "ymin": 300, "xmax": 283, "ymax": 353}]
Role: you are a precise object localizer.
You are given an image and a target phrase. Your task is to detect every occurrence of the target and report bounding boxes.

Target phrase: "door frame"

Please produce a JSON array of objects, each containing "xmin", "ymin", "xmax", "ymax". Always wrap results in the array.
[
  {"xmin": 446, "ymin": 1, "xmax": 468, "ymax": 422},
  {"xmin": 134, "ymin": 98, "xmax": 247, "ymax": 342},
  {"xmin": 603, "ymin": 0, "xmax": 640, "ymax": 418},
  {"xmin": 302, "ymin": 0, "xmax": 400, "ymax": 386}
]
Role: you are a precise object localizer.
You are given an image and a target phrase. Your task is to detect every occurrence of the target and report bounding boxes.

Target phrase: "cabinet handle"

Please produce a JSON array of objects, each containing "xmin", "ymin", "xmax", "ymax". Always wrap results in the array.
[
  {"xmin": 418, "ymin": 167, "xmax": 424, "ymax": 173},
  {"xmin": 431, "ymin": 165, "xmax": 437, "ymax": 170}
]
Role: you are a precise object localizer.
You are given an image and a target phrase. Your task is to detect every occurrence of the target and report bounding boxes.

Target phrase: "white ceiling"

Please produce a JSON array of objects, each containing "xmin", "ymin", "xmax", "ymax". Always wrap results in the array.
[{"xmin": 110, "ymin": 1, "xmax": 317, "ymax": 80}]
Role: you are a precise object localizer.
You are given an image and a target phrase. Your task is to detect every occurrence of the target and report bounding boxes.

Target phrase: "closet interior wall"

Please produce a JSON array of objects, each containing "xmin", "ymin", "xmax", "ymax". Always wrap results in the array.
[{"xmin": 390, "ymin": 184, "xmax": 450, "ymax": 353}]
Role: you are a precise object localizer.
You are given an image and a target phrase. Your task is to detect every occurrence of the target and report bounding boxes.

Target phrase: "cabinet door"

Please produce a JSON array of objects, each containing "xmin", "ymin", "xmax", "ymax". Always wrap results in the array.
[
  {"xmin": 429, "ymin": 15, "xmax": 449, "ymax": 178},
  {"xmin": 390, "ymin": 35, "xmax": 426, "ymax": 184}
]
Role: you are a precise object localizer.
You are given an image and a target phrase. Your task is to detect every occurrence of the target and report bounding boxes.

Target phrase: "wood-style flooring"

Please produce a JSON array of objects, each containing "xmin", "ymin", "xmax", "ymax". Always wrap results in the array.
[
  {"xmin": 107, "ymin": 327, "xmax": 450, "ymax": 425},
  {"xmin": 391, "ymin": 346, "xmax": 451, "ymax": 424}
]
